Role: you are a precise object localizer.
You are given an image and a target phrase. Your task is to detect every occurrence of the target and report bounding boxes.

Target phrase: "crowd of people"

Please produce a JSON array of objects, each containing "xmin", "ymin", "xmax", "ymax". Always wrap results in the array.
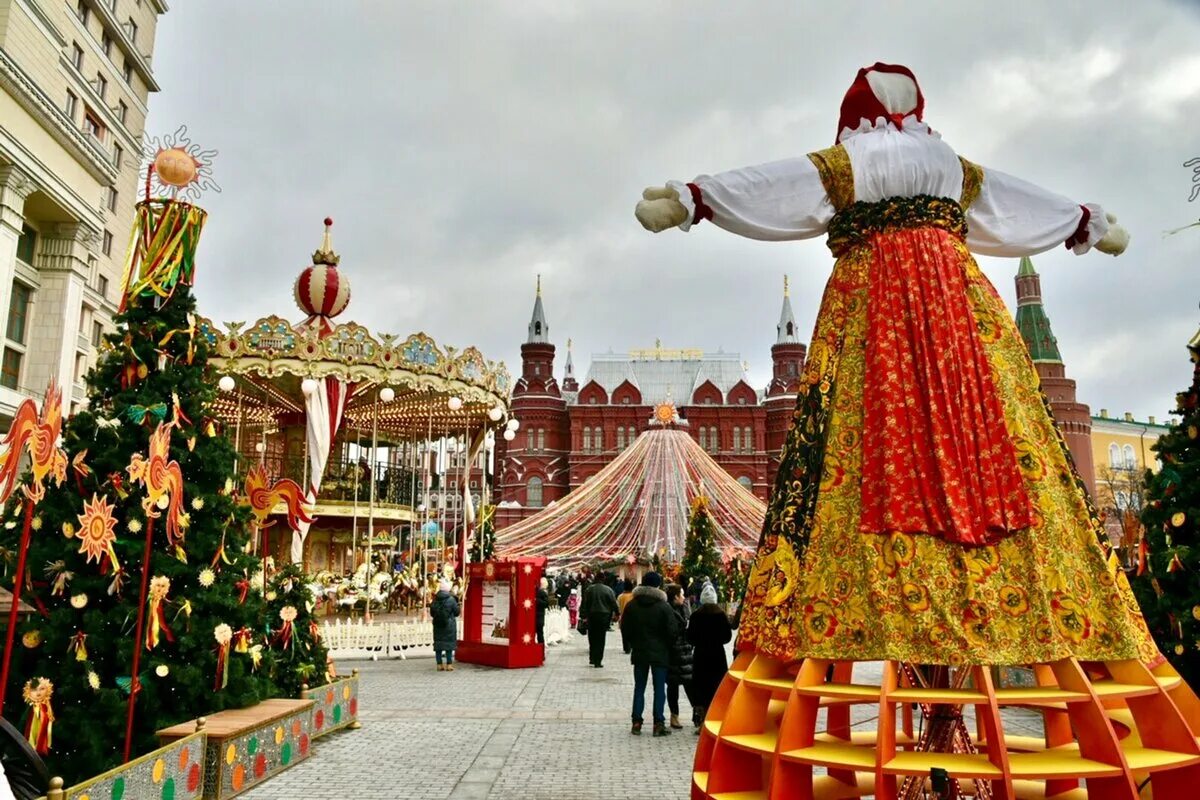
[{"xmin": 427, "ymin": 568, "xmax": 736, "ymax": 740}]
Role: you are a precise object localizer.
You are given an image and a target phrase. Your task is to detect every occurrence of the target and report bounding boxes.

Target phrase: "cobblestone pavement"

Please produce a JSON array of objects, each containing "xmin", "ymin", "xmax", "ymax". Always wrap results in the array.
[
  {"xmin": 242, "ymin": 630, "xmax": 701, "ymax": 800},
  {"xmin": 243, "ymin": 634, "xmax": 1047, "ymax": 800}
]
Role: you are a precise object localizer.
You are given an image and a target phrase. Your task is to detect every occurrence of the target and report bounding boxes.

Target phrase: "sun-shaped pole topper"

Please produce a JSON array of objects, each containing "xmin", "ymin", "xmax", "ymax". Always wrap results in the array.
[{"xmin": 141, "ymin": 125, "xmax": 219, "ymax": 201}]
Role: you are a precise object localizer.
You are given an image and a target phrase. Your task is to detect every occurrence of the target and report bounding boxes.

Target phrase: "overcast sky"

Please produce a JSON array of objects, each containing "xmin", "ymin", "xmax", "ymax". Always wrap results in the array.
[{"xmin": 147, "ymin": 1, "xmax": 1200, "ymax": 422}]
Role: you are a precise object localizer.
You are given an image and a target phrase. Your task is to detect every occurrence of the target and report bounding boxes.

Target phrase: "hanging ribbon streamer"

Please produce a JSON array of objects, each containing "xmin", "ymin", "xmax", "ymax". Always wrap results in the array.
[
  {"xmin": 273, "ymin": 606, "xmax": 297, "ymax": 651},
  {"xmin": 211, "ymin": 534, "xmax": 234, "ymax": 571},
  {"xmin": 309, "ymin": 620, "xmax": 321, "ymax": 644},
  {"xmin": 233, "ymin": 627, "xmax": 252, "ymax": 654},
  {"xmin": 145, "ymin": 576, "xmax": 174, "ymax": 650},
  {"xmin": 235, "ymin": 579, "xmax": 250, "ymax": 605},
  {"xmin": 120, "ymin": 200, "xmax": 208, "ymax": 311},
  {"xmin": 1168, "ymin": 553, "xmax": 1186, "ymax": 573},
  {"xmin": 22, "ymin": 678, "xmax": 53, "ymax": 755},
  {"xmin": 68, "ymin": 631, "xmax": 88, "ymax": 662},
  {"xmin": 213, "ymin": 624, "xmax": 232, "ymax": 690},
  {"xmin": 158, "ymin": 315, "xmax": 198, "ymax": 365}
]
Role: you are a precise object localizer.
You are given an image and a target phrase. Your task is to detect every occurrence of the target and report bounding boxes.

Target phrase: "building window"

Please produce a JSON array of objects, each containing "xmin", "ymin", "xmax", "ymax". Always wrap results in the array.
[
  {"xmin": 65, "ymin": 90, "xmax": 78, "ymax": 119},
  {"xmin": 102, "ymin": 32, "xmax": 113, "ymax": 57},
  {"xmin": 84, "ymin": 109, "xmax": 104, "ymax": 140},
  {"xmin": 95, "ymin": 73, "xmax": 107, "ymax": 101},
  {"xmin": 710, "ymin": 427, "xmax": 719, "ymax": 452},
  {"xmin": 122, "ymin": 60, "xmax": 133, "ymax": 84},
  {"xmin": 738, "ymin": 476, "xmax": 753, "ymax": 492},
  {"xmin": 583, "ymin": 428, "xmax": 591, "ymax": 453},
  {"xmin": 588, "ymin": 396, "xmax": 596, "ymax": 405},
  {"xmin": 1108, "ymin": 443, "xmax": 1121, "ymax": 468},
  {"xmin": 113, "ymin": 143, "xmax": 123, "ymax": 168},
  {"xmin": 102, "ymin": 229, "xmax": 113, "ymax": 256},
  {"xmin": 16, "ymin": 226, "xmax": 36, "ymax": 265},
  {"xmin": 1123, "ymin": 444, "xmax": 1136, "ymax": 470},
  {"xmin": 744, "ymin": 427, "xmax": 753, "ymax": 452},
  {"xmin": 91, "ymin": 320, "xmax": 103, "ymax": 347},
  {"xmin": 7, "ymin": 283, "xmax": 32, "ymax": 344},
  {"xmin": 117, "ymin": 100, "xmax": 128, "ymax": 124},
  {"xmin": 732, "ymin": 428, "xmax": 741, "ymax": 453},
  {"xmin": 71, "ymin": 42, "xmax": 84, "ymax": 70},
  {"xmin": 616, "ymin": 428, "xmax": 625, "ymax": 450},
  {"xmin": 126, "ymin": 18, "xmax": 138, "ymax": 46},
  {"xmin": 97, "ymin": 275, "xmax": 109, "ymax": 298},
  {"xmin": 1, "ymin": 350, "xmax": 22, "ymax": 390},
  {"xmin": 698, "ymin": 428, "xmax": 707, "ymax": 451},
  {"xmin": 107, "ymin": 186, "xmax": 118, "ymax": 211},
  {"xmin": 787, "ymin": 362, "xmax": 796, "ymax": 377},
  {"xmin": 74, "ymin": 353, "xmax": 88, "ymax": 383},
  {"xmin": 527, "ymin": 477, "xmax": 543, "ymax": 508},
  {"xmin": 75, "ymin": 2, "xmax": 89, "ymax": 25}
]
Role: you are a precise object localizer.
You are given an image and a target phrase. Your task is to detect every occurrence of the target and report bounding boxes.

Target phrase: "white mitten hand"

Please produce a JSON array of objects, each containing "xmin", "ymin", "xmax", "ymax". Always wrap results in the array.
[
  {"xmin": 635, "ymin": 185, "xmax": 688, "ymax": 233},
  {"xmin": 1095, "ymin": 212, "xmax": 1129, "ymax": 256}
]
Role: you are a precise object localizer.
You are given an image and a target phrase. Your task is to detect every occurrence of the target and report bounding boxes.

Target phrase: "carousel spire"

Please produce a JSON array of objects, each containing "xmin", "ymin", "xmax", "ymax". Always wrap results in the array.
[{"xmin": 295, "ymin": 216, "xmax": 351, "ymax": 336}]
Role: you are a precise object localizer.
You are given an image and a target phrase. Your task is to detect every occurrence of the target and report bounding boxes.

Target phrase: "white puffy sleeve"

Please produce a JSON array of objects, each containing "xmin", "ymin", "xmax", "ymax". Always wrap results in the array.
[
  {"xmin": 965, "ymin": 166, "xmax": 1109, "ymax": 257},
  {"xmin": 666, "ymin": 157, "xmax": 833, "ymax": 241}
]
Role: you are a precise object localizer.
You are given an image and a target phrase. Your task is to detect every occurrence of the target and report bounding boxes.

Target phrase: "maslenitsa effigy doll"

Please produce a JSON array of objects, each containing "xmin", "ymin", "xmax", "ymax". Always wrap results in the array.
[{"xmin": 635, "ymin": 62, "xmax": 1154, "ymax": 669}]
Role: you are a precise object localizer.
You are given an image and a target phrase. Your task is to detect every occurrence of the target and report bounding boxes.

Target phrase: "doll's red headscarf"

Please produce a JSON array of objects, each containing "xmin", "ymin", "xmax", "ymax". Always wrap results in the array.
[{"xmin": 836, "ymin": 63, "xmax": 925, "ymax": 143}]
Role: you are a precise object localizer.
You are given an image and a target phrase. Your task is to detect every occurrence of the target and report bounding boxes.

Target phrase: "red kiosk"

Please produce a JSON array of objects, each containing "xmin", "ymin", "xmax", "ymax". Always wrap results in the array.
[{"xmin": 456, "ymin": 557, "xmax": 547, "ymax": 669}]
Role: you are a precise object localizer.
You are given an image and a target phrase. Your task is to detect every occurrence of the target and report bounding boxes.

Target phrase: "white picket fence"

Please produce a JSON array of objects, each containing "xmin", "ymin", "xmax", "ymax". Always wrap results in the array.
[{"xmin": 322, "ymin": 608, "xmax": 573, "ymax": 661}]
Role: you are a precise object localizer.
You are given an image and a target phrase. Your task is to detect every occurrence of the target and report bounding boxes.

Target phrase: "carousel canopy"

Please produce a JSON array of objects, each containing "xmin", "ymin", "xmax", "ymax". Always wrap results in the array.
[{"xmin": 495, "ymin": 428, "xmax": 764, "ymax": 568}]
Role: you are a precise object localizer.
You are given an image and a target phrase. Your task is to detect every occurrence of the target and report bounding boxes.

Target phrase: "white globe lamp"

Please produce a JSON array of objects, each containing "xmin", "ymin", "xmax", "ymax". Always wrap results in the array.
[
  {"xmin": 218, "ymin": 375, "xmax": 236, "ymax": 393},
  {"xmin": 506, "ymin": 419, "xmax": 520, "ymax": 432},
  {"xmin": 488, "ymin": 406, "xmax": 504, "ymax": 422},
  {"xmin": 379, "ymin": 387, "xmax": 395, "ymax": 403},
  {"xmin": 447, "ymin": 396, "xmax": 463, "ymax": 412},
  {"xmin": 503, "ymin": 429, "xmax": 516, "ymax": 442},
  {"xmin": 301, "ymin": 378, "xmax": 319, "ymax": 397}
]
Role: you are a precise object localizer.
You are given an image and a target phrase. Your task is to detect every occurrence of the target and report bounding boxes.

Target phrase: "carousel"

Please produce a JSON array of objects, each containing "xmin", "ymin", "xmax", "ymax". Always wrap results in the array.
[{"xmin": 200, "ymin": 218, "xmax": 513, "ymax": 612}]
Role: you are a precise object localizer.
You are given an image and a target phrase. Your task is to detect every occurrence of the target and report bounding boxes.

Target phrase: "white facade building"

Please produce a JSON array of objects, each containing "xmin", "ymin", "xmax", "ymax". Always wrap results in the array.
[{"xmin": 0, "ymin": 0, "xmax": 166, "ymax": 423}]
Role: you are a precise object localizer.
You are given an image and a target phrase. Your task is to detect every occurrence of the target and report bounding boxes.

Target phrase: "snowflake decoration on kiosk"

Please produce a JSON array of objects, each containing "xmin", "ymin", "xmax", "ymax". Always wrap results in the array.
[{"xmin": 141, "ymin": 125, "xmax": 220, "ymax": 201}]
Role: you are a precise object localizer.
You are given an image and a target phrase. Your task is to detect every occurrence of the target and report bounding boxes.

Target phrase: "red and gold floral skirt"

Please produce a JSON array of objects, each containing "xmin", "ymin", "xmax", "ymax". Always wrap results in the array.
[{"xmin": 738, "ymin": 228, "xmax": 1157, "ymax": 666}]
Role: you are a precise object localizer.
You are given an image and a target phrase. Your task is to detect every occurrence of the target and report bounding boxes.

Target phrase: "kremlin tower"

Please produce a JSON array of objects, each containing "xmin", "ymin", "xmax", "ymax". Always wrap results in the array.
[
  {"xmin": 764, "ymin": 277, "xmax": 806, "ymax": 490},
  {"xmin": 1014, "ymin": 256, "xmax": 1096, "ymax": 495}
]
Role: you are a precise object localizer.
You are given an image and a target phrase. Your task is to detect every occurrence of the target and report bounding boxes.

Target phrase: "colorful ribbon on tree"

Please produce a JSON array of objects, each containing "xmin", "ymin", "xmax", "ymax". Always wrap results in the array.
[
  {"xmin": 68, "ymin": 631, "xmax": 88, "ymax": 662},
  {"xmin": 145, "ymin": 576, "xmax": 174, "ymax": 650},
  {"xmin": 126, "ymin": 403, "xmax": 168, "ymax": 425},
  {"xmin": 233, "ymin": 627, "xmax": 252, "ymax": 654},
  {"xmin": 213, "ymin": 624, "xmax": 232, "ymax": 690},
  {"xmin": 119, "ymin": 200, "xmax": 208, "ymax": 311},
  {"xmin": 22, "ymin": 678, "xmax": 53, "ymax": 755},
  {"xmin": 273, "ymin": 606, "xmax": 297, "ymax": 651},
  {"xmin": 235, "ymin": 579, "xmax": 250, "ymax": 605}
]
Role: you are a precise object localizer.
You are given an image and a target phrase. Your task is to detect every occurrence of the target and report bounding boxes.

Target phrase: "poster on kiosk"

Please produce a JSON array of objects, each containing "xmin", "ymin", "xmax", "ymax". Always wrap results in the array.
[{"xmin": 456, "ymin": 557, "xmax": 546, "ymax": 669}]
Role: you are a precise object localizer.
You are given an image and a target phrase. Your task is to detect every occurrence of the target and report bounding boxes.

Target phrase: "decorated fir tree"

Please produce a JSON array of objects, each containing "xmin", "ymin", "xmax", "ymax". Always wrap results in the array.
[
  {"xmin": 0, "ymin": 192, "xmax": 319, "ymax": 780},
  {"xmin": 1132, "ymin": 331, "xmax": 1200, "ymax": 686},
  {"xmin": 265, "ymin": 563, "xmax": 329, "ymax": 698},
  {"xmin": 681, "ymin": 496, "xmax": 725, "ymax": 599},
  {"xmin": 469, "ymin": 505, "xmax": 496, "ymax": 563}
]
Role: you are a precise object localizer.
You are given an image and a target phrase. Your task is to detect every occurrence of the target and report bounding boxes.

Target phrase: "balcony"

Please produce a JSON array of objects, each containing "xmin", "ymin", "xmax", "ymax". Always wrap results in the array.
[{"xmin": 244, "ymin": 455, "xmax": 420, "ymax": 523}]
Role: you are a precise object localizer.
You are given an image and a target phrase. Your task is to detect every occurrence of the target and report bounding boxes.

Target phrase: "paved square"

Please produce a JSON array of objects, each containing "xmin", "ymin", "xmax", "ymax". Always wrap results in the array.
[{"xmin": 243, "ymin": 634, "xmax": 1046, "ymax": 799}]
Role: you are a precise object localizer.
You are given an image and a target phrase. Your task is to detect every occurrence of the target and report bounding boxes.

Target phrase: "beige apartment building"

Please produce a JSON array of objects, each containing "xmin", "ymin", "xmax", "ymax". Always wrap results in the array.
[{"xmin": 0, "ymin": 0, "xmax": 165, "ymax": 423}]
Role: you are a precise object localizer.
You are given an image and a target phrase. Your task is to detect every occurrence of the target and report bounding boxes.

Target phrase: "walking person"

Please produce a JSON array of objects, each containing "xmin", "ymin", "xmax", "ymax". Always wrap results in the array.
[
  {"xmin": 535, "ymin": 577, "xmax": 550, "ymax": 644},
  {"xmin": 665, "ymin": 583, "xmax": 694, "ymax": 730},
  {"xmin": 580, "ymin": 574, "xmax": 619, "ymax": 667},
  {"xmin": 566, "ymin": 587, "xmax": 580, "ymax": 629},
  {"xmin": 620, "ymin": 571, "xmax": 678, "ymax": 737},
  {"xmin": 687, "ymin": 583, "xmax": 732, "ymax": 729},
  {"xmin": 430, "ymin": 579, "xmax": 460, "ymax": 672},
  {"xmin": 616, "ymin": 579, "xmax": 636, "ymax": 617}
]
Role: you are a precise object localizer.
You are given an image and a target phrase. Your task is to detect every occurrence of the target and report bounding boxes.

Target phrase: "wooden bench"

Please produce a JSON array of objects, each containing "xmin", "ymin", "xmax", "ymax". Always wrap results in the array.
[{"xmin": 158, "ymin": 699, "xmax": 315, "ymax": 800}]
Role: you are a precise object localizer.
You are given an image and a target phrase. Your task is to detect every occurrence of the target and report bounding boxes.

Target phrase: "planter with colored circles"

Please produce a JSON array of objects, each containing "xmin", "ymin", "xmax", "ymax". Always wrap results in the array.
[
  {"xmin": 53, "ymin": 729, "xmax": 206, "ymax": 800},
  {"xmin": 303, "ymin": 672, "xmax": 359, "ymax": 739},
  {"xmin": 157, "ymin": 699, "xmax": 315, "ymax": 799}
]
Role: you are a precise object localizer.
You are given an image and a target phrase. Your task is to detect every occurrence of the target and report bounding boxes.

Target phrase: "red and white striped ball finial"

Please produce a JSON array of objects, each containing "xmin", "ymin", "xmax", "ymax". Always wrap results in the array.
[{"xmin": 294, "ymin": 216, "xmax": 350, "ymax": 321}]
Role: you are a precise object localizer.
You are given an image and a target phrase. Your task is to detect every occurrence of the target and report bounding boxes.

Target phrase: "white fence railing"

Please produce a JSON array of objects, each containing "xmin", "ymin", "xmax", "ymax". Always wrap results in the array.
[{"xmin": 322, "ymin": 608, "xmax": 573, "ymax": 661}]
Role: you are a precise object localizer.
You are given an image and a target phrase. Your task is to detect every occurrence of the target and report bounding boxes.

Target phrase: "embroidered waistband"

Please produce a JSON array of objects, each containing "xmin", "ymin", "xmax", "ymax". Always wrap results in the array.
[{"xmin": 827, "ymin": 194, "xmax": 966, "ymax": 256}]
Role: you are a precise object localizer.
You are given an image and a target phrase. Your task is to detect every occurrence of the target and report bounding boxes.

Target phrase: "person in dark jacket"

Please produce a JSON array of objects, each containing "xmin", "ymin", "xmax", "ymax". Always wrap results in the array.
[
  {"xmin": 687, "ymin": 583, "xmax": 732, "ymax": 728},
  {"xmin": 665, "ymin": 583, "xmax": 694, "ymax": 730},
  {"xmin": 430, "ymin": 579, "xmax": 460, "ymax": 671},
  {"xmin": 580, "ymin": 576, "xmax": 620, "ymax": 667},
  {"xmin": 535, "ymin": 577, "xmax": 550, "ymax": 644},
  {"xmin": 619, "ymin": 571, "xmax": 677, "ymax": 737}
]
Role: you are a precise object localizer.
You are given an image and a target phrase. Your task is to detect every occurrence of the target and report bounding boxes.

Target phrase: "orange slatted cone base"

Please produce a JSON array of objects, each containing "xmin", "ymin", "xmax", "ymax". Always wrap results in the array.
[{"xmin": 693, "ymin": 653, "xmax": 1200, "ymax": 800}]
